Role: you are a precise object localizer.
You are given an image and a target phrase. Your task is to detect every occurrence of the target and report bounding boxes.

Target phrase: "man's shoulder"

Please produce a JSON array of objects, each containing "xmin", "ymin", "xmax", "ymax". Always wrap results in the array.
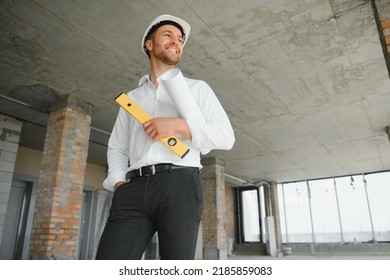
[
  {"xmin": 126, "ymin": 79, "xmax": 149, "ymax": 96},
  {"xmin": 183, "ymin": 76, "xmax": 208, "ymax": 89},
  {"xmin": 123, "ymin": 74, "xmax": 149, "ymax": 96}
]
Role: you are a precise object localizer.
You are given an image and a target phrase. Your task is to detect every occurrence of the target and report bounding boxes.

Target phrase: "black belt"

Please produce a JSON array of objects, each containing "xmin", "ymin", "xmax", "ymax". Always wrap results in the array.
[{"xmin": 126, "ymin": 164, "xmax": 190, "ymax": 180}]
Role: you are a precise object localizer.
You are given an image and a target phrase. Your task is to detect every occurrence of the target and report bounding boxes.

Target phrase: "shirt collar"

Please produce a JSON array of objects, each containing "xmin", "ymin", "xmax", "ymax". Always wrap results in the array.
[
  {"xmin": 138, "ymin": 68, "xmax": 177, "ymax": 87},
  {"xmin": 138, "ymin": 74, "xmax": 150, "ymax": 86}
]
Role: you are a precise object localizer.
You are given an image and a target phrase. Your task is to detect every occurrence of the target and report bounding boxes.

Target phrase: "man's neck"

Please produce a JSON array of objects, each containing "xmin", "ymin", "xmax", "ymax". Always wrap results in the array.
[{"xmin": 149, "ymin": 60, "xmax": 176, "ymax": 89}]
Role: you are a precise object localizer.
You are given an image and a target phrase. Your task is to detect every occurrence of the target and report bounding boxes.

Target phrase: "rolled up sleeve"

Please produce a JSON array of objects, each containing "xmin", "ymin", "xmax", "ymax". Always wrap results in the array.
[{"xmin": 186, "ymin": 81, "xmax": 235, "ymax": 155}]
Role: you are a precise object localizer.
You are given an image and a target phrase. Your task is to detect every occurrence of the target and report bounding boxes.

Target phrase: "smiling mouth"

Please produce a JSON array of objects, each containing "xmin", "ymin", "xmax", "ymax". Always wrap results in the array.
[{"xmin": 166, "ymin": 47, "xmax": 178, "ymax": 54}]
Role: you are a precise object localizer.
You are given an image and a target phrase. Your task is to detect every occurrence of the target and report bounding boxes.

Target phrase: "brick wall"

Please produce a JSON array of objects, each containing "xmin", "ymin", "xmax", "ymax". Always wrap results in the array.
[
  {"xmin": 224, "ymin": 185, "xmax": 236, "ymax": 243},
  {"xmin": 30, "ymin": 96, "xmax": 91, "ymax": 259},
  {"xmin": 0, "ymin": 114, "xmax": 22, "ymax": 243},
  {"xmin": 224, "ymin": 184, "xmax": 237, "ymax": 256},
  {"xmin": 372, "ymin": 0, "xmax": 390, "ymax": 76},
  {"xmin": 200, "ymin": 158, "xmax": 227, "ymax": 259}
]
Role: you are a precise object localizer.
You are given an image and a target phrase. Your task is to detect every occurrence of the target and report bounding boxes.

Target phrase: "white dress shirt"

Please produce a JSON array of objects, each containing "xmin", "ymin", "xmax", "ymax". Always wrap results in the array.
[{"xmin": 103, "ymin": 71, "xmax": 235, "ymax": 191}]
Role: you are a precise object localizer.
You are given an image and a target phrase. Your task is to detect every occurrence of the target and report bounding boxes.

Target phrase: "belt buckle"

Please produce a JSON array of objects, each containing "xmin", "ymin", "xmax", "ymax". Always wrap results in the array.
[
  {"xmin": 140, "ymin": 165, "xmax": 156, "ymax": 177},
  {"xmin": 150, "ymin": 165, "xmax": 156, "ymax": 176}
]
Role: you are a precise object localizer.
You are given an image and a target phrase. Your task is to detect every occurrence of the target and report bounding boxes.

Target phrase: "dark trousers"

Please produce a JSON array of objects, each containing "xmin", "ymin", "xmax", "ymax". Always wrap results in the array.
[{"xmin": 95, "ymin": 167, "xmax": 203, "ymax": 260}]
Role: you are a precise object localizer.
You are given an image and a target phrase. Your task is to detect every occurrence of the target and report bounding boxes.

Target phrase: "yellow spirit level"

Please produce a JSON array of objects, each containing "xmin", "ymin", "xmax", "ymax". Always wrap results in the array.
[{"xmin": 115, "ymin": 92, "xmax": 190, "ymax": 158}]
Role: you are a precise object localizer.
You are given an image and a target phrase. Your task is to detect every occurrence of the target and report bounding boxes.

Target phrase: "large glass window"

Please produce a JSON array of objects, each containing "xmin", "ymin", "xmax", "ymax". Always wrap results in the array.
[
  {"xmin": 336, "ymin": 175, "xmax": 373, "ymax": 242},
  {"xmin": 308, "ymin": 178, "xmax": 342, "ymax": 243},
  {"xmin": 281, "ymin": 182, "xmax": 313, "ymax": 242},
  {"xmin": 363, "ymin": 172, "xmax": 390, "ymax": 241},
  {"xmin": 278, "ymin": 171, "xmax": 390, "ymax": 244},
  {"xmin": 278, "ymin": 184, "xmax": 287, "ymax": 243}
]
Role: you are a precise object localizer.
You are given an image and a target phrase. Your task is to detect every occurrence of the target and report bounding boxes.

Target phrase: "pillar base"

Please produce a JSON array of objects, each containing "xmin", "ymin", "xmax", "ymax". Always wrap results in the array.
[{"xmin": 203, "ymin": 246, "xmax": 228, "ymax": 260}]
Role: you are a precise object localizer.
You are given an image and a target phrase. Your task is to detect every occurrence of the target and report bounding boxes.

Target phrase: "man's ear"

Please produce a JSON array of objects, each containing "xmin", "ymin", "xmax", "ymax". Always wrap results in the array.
[{"xmin": 145, "ymin": 39, "xmax": 153, "ymax": 52}]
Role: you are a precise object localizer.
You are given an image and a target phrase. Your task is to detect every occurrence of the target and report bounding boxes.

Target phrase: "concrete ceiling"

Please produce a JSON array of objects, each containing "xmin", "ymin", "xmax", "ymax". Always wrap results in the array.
[{"xmin": 1, "ymin": 0, "xmax": 390, "ymax": 185}]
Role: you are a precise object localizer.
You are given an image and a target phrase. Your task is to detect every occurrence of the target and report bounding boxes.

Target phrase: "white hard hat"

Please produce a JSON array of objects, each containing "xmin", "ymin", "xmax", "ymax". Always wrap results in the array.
[{"xmin": 141, "ymin": 14, "xmax": 191, "ymax": 57}]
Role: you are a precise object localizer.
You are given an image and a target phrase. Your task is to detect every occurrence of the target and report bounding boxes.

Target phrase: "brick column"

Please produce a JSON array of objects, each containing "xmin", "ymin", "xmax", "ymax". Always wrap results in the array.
[
  {"xmin": 371, "ymin": 0, "xmax": 390, "ymax": 76},
  {"xmin": 0, "ymin": 114, "xmax": 22, "ymax": 245},
  {"xmin": 30, "ymin": 96, "xmax": 92, "ymax": 259},
  {"xmin": 200, "ymin": 157, "xmax": 227, "ymax": 260}
]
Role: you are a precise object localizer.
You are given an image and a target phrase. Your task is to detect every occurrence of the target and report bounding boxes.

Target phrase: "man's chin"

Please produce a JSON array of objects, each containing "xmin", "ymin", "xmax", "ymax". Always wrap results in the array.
[
  {"xmin": 153, "ymin": 51, "xmax": 181, "ymax": 65},
  {"xmin": 163, "ymin": 56, "xmax": 180, "ymax": 66}
]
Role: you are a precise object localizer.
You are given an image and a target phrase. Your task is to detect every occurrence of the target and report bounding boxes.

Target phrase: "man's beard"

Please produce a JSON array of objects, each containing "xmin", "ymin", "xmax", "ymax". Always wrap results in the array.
[{"xmin": 153, "ymin": 48, "xmax": 181, "ymax": 65}]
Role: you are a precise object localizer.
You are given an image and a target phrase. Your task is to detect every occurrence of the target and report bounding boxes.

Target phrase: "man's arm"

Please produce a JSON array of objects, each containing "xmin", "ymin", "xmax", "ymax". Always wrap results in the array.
[
  {"xmin": 185, "ymin": 81, "xmax": 235, "ymax": 154},
  {"xmin": 143, "ymin": 117, "xmax": 192, "ymax": 141},
  {"xmin": 103, "ymin": 108, "xmax": 130, "ymax": 192}
]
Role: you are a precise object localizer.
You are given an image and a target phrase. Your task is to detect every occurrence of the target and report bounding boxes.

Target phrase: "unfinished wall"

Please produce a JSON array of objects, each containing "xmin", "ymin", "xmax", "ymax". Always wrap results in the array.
[{"xmin": 0, "ymin": 114, "xmax": 22, "ymax": 246}]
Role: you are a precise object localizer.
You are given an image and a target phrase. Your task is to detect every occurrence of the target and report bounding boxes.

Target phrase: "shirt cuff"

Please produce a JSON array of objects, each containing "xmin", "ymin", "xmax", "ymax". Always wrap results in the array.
[{"xmin": 103, "ymin": 170, "xmax": 127, "ymax": 192}]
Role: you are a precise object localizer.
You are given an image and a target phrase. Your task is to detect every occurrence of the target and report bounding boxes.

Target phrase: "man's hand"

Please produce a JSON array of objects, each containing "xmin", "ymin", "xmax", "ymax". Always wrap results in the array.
[
  {"xmin": 114, "ymin": 181, "xmax": 125, "ymax": 191},
  {"xmin": 143, "ymin": 117, "xmax": 192, "ymax": 141}
]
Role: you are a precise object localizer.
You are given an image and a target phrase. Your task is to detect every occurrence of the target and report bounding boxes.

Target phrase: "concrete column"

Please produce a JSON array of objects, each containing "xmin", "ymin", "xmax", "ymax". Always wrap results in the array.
[
  {"xmin": 0, "ymin": 114, "xmax": 22, "ymax": 245},
  {"xmin": 263, "ymin": 185, "xmax": 271, "ymax": 216},
  {"xmin": 371, "ymin": 0, "xmax": 390, "ymax": 76},
  {"xmin": 263, "ymin": 182, "xmax": 282, "ymax": 256},
  {"xmin": 30, "ymin": 96, "xmax": 92, "ymax": 260},
  {"xmin": 269, "ymin": 182, "xmax": 282, "ymax": 250},
  {"xmin": 200, "ymin": 157, "xmax": 227, "ymax": 260}
]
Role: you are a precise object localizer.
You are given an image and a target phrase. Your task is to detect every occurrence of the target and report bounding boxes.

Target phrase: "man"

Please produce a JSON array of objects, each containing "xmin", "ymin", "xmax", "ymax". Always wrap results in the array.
[{"xmin": 96, "ymin": 14, "xmax": 235, "ymax": 260}]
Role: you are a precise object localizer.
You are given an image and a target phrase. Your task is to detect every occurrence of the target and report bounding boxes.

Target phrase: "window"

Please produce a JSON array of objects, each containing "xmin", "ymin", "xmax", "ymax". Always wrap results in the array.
[
  {"xmin": 336, "ymin": 175, "xmax": 373, "ymax": 242},
  {"xmin": 309, "ymin": 178, "xmax": 342, "ymax": 243},
  {"xmin": 281, "ymin": 182, "xmax": 313, "ymax": 243},
  {"xmin": 363, "ymin": 172, "xmax": 390, "ymax": 241},
  {"xmin": 278, "ymin": 171, "xmax": 390, "ymax": 244},
  {"xmin": 241, "ymin": 189, "xmax": 261, "ymax": 242}
]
